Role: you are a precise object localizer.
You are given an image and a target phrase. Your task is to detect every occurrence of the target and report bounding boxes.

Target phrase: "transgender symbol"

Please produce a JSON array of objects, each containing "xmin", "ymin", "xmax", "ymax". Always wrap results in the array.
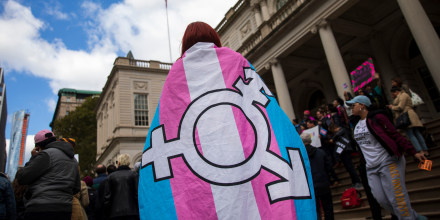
[{"xmin": 142, "ymin": 68, "xmax": 311, "ymax": 203}]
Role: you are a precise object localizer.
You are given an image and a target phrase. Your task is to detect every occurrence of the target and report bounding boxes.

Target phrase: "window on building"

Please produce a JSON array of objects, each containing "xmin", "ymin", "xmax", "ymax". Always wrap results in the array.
[
  {"xmin": 66, "ymin": 111, "xmax": 70, "ymax": 115},
  {"xmin": 66, "ymin": 97, "xmax": 71, "ymax": 102},
  {"xmin": 276, "ymin": 0, "xmax": 288, "ymax": 10},
  {"xmin": 134, "ymin": 93, "xmax": 148, "ymax": 126}
]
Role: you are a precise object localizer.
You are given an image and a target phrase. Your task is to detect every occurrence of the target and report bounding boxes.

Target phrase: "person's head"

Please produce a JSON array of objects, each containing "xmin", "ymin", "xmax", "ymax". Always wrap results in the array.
[
  {"xmin": 34, "ymin": 129, "xmax": 56, "ymax": 149},
  {"xmin": 346, "ymin": 95, "xmax": 372, "ymax": 116},
  {"xmin": 390, "ymin": 86, "xmax": 401, "ymax": 98},
  {"xmin": 181, "ymin": 21, "xmax": 221, "ymax": 56},
  {"xmin": 95, "ymin": 164, "xmax": 106, "ymax": 175},
  {"xmin": 60, "ymin": 137, "xmax": 76, "ymax": 148},
  {"xmin": 292, "ymin": 119, "xmax": 299, "ymax": 125},
  {"xmin": 300, "ymin": 133, "xmax": 312, "ymax": 146},
  {"xmin": 83, "ymin": 176, "xmax": 93, "ymax": 187},
  {"xmin": 117, "ymin": 154, "xmax": 131, "ymax": 167},
  {"xmin": 328, "ymin": 123, "xmax": 340, "ymax": 133},
  {"xmin": 303, "ymin": 110, "xmax": 310, "ymax": 117},
  {"xmin": 306, "ymin": 119, "xmax": 315, "ymax": 129},
  {"xmin": 327, "ymin": 104, "xmax": 338, "ymax": 113},
  {"xmin": 316, "ymin": 110, "xmax": 324, "ymax": 119},
  {"xmin": 391, "ymin": 77, "xmax": 403, "ymax": 87},
  {"xmin": 107, "ymin": 164, "xmax": 117, "ymax": 174},
  {"xmin": 333, "ymin": 97, "xmax": 344, "ymax": 107}
]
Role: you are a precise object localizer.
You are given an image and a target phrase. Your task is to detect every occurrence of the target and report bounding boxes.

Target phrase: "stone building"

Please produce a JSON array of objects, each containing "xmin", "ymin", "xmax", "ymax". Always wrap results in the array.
[
  {"xmin": 215, "ymin": 0, "xmax": 440, "ymax": 122},
  {"xmin": 50, "ymin": 88, "xmax": 101, "ymax": 130},
  {"xmin": 95, "ymin": 56, "xmax": 170, "ymax": 167}
]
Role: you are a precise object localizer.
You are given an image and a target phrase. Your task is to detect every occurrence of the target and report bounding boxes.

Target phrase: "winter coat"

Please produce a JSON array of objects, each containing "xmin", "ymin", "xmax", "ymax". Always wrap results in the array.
[
  {"xmin": 16, "ymin": 141, "xmax": 81, "ymax": 213},
  {"xmin": 104, "ymin": 166, "xmax": 139, "ymax": 218},
  {"xmin": 305, "ymin": 144, "xmax": 331, "ymax": 194},
  {"xmin": 0, "ymin": 173, "xmax": 16, "ymax": 220},
  {"xmin": 72, "ymin": 180, "xmax": 89, "ymax": 220},
  {"xmin": 364, "ymin": 110, "xmax": 416, "ymax": 157},
  {"xmin": 391, "ymin": 92, "xmax": 423, "ymax": 128}
]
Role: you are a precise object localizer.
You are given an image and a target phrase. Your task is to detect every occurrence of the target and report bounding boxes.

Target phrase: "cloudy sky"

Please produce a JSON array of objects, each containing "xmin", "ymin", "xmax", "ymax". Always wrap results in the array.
[{"xmin": 0, "ymin": 0, "xmax": 237, "ymax": 162}]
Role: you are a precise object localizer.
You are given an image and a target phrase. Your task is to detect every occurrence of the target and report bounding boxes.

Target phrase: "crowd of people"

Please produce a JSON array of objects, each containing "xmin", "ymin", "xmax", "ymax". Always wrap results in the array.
[
  {"xmin": 0, "ymin": 21, "xmax": 434, "ymax": 220},
  {"xmin": 299, "ymin": 76, "xmax": 430, "ymax": 220},
  {"xmin": 0, "ymin": 129, "xmax": 140, "ymax": 220}
]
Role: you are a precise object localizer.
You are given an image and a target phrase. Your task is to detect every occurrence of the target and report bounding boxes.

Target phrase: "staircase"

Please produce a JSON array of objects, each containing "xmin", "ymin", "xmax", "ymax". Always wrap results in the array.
[{"xmin": 331, "ymin": 119, "xmax": 440, "ymax": 219}]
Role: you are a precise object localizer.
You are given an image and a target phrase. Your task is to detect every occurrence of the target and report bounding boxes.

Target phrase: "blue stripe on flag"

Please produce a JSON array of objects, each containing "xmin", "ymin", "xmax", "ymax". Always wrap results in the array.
[
  {"xmin": 264, "ymin": 96, "xmax": 317, "ymax": 220},
  {"xmin": 139, "ymin": 102, "xmax": 178, "ymax": 220}
]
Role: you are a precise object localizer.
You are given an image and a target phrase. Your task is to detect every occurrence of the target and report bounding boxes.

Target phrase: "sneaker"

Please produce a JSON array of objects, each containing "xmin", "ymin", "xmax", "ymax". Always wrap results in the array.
[{"xmin": 353, "ymin": 183, "xmax": 364, "ymax": 190}]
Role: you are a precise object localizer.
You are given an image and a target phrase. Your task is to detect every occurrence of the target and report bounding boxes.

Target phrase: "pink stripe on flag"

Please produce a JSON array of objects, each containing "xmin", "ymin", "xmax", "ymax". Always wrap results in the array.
[
  {"xmin": 250, "ymin": 108, "xmax": 297, "ymax": 219},
  {"xmin": 159, "ymin": 59, "xmax": 217, "ymax": 219},
  {"xmin": 216, "ymin": 48, "xmax": 296, "ymax": 219}
]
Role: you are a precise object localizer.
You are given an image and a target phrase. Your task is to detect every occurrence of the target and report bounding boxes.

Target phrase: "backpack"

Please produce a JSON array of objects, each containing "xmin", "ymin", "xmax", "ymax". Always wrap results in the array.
[{"xmin": 341, "ymin": 187, "xmax": 362, "ymax": 209}]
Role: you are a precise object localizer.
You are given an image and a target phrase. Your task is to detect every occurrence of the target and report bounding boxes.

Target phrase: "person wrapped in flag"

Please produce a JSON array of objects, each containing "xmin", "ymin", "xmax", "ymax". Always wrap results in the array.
[{"xmin": 139, "ymin": 21, "xmax": 316, "ymax": 220}]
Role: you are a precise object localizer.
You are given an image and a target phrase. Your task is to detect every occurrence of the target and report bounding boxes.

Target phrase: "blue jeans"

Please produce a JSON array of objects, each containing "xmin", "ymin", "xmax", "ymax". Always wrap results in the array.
[{"xmin": 405, "ymin": 127, "xmax": 428, "ymax": 152}]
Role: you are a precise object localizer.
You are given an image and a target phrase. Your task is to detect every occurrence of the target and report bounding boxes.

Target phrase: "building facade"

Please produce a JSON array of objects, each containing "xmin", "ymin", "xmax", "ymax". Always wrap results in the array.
[
  {"xmin": 50, "ymin": 88, "xmax": 101, "ymax": 129},
  {"xmin": 215, "ymin": 0, "xmax": 440, "ymax": 122},
  {"xmin": 96, "ymin": 56, "xmax": 170, "ymax": 167},
  {"xmin": 6, "ymin": 110, "xmax": 29, "ymax": 179},
  {"xmin": 0, "ymin": 68, "xmax": 7, "ymax": 172}
]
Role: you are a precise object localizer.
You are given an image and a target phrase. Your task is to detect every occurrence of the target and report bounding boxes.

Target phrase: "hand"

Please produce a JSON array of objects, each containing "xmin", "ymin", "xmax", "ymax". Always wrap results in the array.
[
  {"xmin": 31, "ymin": 146, "xmax": 40, "ymax": 157},
  {"xmin": 414, "ymin": 152, "xmax": 427, "ymax": 162},
  {"xmin": 387, "ymin": 105, "xmax": 392, "ymax": 109}
]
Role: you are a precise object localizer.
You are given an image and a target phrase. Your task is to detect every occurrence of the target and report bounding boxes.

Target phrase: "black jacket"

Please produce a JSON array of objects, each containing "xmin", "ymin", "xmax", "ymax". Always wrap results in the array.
[
  {"xmin": 306, "ymin": 145, "xmax": 332, "ymax": 194},
  {"xmin": 332, "ymin": 127, "xmax": 354, "ymax": 154},
  {"xmin": 0, "ymin": 173, "xmax": 16, "ymax": 220},
  {"xmin": 104, "ymin": 166, "xmax": 139, "ymax": 218},
  {"xmin": 16, "ymin": 141, "xmax": 80, "ymax": 213}
]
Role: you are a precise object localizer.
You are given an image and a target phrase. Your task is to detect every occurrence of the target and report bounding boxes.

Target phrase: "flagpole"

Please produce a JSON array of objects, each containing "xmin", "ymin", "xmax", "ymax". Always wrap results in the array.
[{"xmin": 165, "ymin": 1, "xmax": 172, "ymax": 62}]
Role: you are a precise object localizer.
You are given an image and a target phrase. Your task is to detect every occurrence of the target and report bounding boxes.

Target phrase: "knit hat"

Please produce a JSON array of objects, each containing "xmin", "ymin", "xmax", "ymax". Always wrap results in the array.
[
  {"xmin": 60, "ymin": 138, "xmax": 76, "ymax": 147},
  {"xmin": 34, "ymin": 129, "xmax": 55, "ymax": 144},
  {"xmin": 304, "ymin": 110, "xmax": 311, "ymax": 115}
]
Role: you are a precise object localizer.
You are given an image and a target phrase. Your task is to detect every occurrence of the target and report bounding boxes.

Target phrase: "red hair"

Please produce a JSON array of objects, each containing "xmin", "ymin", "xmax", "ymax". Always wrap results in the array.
[{"xmin": 181, "ymin": 22, "xmax": 222, "ymax": 56}]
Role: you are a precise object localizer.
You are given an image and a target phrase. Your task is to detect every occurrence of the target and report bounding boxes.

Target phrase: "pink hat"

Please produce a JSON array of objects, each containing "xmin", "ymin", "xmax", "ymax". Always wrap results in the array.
[
  {"xmin": 304, "ymin": 110, "xmax": 311, "ymax": 115},
  {"xmin": 34, "ymin": 129, "xmax": 55, "ymax": 144}
]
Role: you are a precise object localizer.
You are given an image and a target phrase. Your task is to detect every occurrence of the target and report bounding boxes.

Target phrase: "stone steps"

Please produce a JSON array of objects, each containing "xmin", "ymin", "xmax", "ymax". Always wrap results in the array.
[{"xmin": 332, "ymin": 145, "xmax": 440, "ymax": 219}]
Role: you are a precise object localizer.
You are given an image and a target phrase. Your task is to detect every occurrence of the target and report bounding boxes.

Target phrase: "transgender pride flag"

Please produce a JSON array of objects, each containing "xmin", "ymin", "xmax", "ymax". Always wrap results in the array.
[{"xmin": 139, "ymin": 42, "xmax": 316, "ymax": 219}]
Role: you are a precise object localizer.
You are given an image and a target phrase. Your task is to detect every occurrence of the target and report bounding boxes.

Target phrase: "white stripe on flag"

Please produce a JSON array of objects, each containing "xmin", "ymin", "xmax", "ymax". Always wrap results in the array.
[{"xmin": 183, "ymin": 43, "xmax": 261, "ymax": 220}]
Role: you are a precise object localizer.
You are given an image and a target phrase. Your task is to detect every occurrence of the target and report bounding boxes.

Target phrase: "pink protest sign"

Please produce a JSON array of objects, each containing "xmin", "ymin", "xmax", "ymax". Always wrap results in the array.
[{"xmin": 350, "ymin": 58, "xmax": 375, "ymax": 93}]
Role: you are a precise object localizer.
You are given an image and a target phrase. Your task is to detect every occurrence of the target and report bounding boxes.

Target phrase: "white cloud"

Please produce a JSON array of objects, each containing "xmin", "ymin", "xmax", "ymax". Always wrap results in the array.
[
  {"xmin": 5, "ymin": 135, "xmax": 34, "ymax": 166},
  {"xmin": 46, "ymin": 98, "xmax": 56, "ymax": 112},
  {"xmin": 0, "ymin": 0, "xmax": 237, "ymax": 94},
  {"xmin": 44, "ymin": 1, "xmax": 71, "ymax": 20}
]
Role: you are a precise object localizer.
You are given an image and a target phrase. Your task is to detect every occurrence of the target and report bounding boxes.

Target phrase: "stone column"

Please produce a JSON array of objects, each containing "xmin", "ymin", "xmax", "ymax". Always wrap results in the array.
[
  {"xmin": 260, "ymin": 0, "xmax": 270, "ymax": 21},
  {"xmin": 370, "ymin": 34, "xmax": 396, "ymax": 103},
  {"xmin": 253, "ymin": 5, "xmax": 263, "ymax": 27},
  {"xmin": 317, "ymin": 21, "xmax": 352, "ymax": 98},
  {"xmin": 397, "ymin": 0, "xmax": 440, "ymax": 92},
  {"xmin": 271, "ymin": 60, "xmax": 296, "ymax": 120}
]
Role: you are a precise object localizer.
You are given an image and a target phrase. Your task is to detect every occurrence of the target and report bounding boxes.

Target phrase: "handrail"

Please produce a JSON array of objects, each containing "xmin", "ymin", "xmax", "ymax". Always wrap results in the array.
[{"xmin": 115, "ymin": 57, "xmax": 173, "ymax": 70}]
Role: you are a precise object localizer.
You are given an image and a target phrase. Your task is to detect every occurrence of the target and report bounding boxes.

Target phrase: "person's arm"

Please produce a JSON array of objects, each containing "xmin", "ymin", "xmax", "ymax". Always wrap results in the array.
[
  {"xmin": 104, "ymin": 176, "xmax": 111, "ymax": 209},
  {"xmin": 391, "ymin": 95, "xmax": 405, "ymax": 112},
  {"xmin": 73, "ymin": 166, "xmax": 81, "ymax": 195},
  {"xmin": 5, "ymin": 180, "xmax": 16, "ymax": 220},
  {"xmin": 16, "ymin": 151, "xmax": 50, "ymax": 185},
  {"xmin": 375, "ymin": 114, "xmax": 416, "ymax": 156},
  {"xmin": 80, "ymin": 181, "xmax": 89, "ymax": 207}
]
